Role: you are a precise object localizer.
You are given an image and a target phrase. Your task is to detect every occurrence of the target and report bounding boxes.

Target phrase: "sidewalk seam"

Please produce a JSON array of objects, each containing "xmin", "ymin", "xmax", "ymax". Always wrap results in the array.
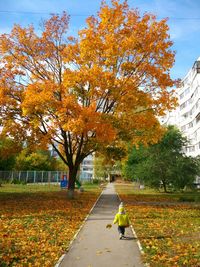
[{"xmin": 54, "ymin": 186, "xmax": 105, "ymax": 267}]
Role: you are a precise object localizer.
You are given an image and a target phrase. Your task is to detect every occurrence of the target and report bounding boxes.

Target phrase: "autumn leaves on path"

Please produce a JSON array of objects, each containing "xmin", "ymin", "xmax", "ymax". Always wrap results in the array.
[{"xmin": 59, "ymin": 183, "xmax": 144, "ymax": 267}]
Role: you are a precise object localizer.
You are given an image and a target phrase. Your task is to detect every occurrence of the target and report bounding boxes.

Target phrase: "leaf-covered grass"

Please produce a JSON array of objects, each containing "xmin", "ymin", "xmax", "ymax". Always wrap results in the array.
[
  {"xmin": 115, "ymin": 183, "xmax": 200, "ymax": 267},
  {"xmin": 0, "ymin": 182, "xmax": 100, "ymax": 194},
  {"xmin": 0, "ymin": 183, "xmax": 60, "ymax": 193},
  {"xmin": 116, "ymin": 183, "xmax": 200, "ymax": 202},
  {"xmin": 0, "ymin": 183, "xmax": 101, "ymax": 266}
]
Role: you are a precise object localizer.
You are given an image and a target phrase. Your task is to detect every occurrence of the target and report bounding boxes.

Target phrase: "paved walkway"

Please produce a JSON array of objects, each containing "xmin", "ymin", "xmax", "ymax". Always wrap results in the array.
[{"xmin": 58, "ymin": 183, "xmax": 144, "ymax": 267}]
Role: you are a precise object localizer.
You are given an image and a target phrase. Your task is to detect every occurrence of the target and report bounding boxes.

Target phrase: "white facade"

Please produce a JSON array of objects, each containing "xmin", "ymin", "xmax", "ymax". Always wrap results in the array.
[
  {"xmin": 160, "ymin": 109, "xmax": 179, "ymax": 126},
  {"xmin": 79, "ymin": 154, "xmax": 94, "ymax": 181},
  {"xmin": 177, "ymin": 58, "xmax": 200, "ymax": 157},
  {"xmin": 162, "ymin": 58, "xmax": 200, "ymax": 158},
  {"xmin": 160, "ymin": 58, "xmax": 200, "ymax": 187}
]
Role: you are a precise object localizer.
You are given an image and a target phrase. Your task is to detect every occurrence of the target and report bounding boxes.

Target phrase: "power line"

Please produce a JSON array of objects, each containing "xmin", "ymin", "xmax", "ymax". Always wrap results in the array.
[
  {"xmin": 0, "ymin": 10, "xmax": 89, "ymax": 16},
  {"xmin": 0, "ymin": 10, "xmax": 200, "ymax": 20}
]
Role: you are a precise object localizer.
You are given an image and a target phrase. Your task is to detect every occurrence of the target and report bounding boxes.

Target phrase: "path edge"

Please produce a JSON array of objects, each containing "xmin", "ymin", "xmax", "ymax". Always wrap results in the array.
[
  {"xmin": 54, "ymin": 185, "xmax": 105, "ymax": 267},
  {"xmin": 115, "ymin": 185, "xmax": 149, "ymax": 267}
]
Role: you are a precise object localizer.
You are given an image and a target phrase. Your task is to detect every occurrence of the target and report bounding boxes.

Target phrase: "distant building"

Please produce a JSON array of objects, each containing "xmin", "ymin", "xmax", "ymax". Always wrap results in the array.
[
  {"xmin": 79, "ymin": 154, "xmax": 94, "ymax": 181},
  {"xmin": 49, "ymin": 144, "xmax": 94, "ymax": 181}
]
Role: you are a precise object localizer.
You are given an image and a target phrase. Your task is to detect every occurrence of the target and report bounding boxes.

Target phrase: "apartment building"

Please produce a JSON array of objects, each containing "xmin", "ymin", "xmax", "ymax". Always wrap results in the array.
[
  {"xmin": 160, "ymin": 58, "xmax": 200, "ymax": 187},
  {"xmin": 162, "ymin": 58, "xmax": 200, "ymax": 157},
  {"xmin": 161, "ymin": 57, "xmax": 200, "ymax": 159},
  {"xmin": 177, "ymin": 58, "xmax": 200, "ymax": 157},
  {"xmin": 50, "ymin": 145, "xmax": 94, "ymax": 181}
]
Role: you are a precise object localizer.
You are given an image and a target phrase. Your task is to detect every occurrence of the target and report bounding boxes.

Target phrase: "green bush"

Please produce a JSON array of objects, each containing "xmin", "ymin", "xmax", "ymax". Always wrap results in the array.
[
  {"xmin": 179, "ymin": 196, "xmax": 195, "ymax": 202},
  {"xmin": 92, "ymin": 178, "xmax": 100, "ymax": 184},
  {"xmin": 11, "ymin": 179, "xmax": 27, "ymax": 185}
]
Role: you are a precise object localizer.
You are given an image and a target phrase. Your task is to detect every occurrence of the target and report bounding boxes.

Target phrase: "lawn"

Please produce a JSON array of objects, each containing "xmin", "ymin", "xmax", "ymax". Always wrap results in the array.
[
  {"xmin": 115, "ymin": 183, "xmax": 200, "ymax": 267},
  {"xmin": 0, "ymin": 183, "xmax": 102, "ymax": 267}
]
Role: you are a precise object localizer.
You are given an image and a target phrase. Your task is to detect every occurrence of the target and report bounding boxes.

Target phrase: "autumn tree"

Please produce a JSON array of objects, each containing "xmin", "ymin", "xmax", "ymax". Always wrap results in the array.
[{"xmin": 0, "ymin": 1, "xmax": 176, "ymax": 196}]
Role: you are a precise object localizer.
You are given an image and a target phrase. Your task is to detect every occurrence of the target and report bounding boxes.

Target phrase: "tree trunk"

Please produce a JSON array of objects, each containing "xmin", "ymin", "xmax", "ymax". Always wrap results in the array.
[
  {"xmin": 162, "ymin": 180, "xmax": 168, "ymax": 193},
  {"xmin": 67, "ymin": 165, "xmax": 78, "ymax": 199}
]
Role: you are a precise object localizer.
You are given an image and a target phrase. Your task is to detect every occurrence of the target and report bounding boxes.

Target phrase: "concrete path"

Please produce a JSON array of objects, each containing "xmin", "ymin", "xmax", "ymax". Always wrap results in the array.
[{"xmin": 58, "ymin": 183, "xmax": 144, "ymax": 267}]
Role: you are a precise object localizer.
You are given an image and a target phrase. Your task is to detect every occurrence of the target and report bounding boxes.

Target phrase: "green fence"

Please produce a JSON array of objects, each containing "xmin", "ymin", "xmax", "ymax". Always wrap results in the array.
[{"xmin": 0, "ymin": 171, "xmax": 66, "ymax": 183}]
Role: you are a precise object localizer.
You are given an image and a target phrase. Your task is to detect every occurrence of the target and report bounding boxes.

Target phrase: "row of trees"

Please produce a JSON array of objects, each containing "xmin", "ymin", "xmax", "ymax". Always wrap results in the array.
[
  {"xmin": 1, "ymin": 126, "xmax": 199, "ymax": 192},
  {"xmin": 123, "ymin": 126, "xmax": 200, "ymax": 192},
  {"xmin": 0, "ymin": 136, "xmax": 67, "ymax": 171}
]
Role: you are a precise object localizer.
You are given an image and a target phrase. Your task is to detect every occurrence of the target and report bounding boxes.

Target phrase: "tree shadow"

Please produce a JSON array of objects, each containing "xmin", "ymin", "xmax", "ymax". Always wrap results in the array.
[
  {"xmin": 140, "ymin": 235, "xmax": 172, "ymax": 240},
  {"xmin": 123, "ymin": 236, "xmax": 137, "ymax": 240}
]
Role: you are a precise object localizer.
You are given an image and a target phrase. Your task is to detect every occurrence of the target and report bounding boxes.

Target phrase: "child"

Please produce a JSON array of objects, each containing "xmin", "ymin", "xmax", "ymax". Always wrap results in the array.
[{"xmin": 113, "ymin": 202, "xmax": 130, "ymax": 239}]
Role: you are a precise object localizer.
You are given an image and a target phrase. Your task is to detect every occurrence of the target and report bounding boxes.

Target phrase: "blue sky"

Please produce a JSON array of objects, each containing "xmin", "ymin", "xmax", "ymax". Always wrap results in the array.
[{"xmin": 0, "ymin": 0, "xmax": 200, "ymax": 80}]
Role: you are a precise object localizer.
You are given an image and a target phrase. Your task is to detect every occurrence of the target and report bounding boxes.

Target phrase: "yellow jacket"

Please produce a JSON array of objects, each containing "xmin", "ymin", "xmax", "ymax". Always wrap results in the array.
[{"xmin": 113, "ymin": 207, "xmax": 130, "ymax": 227}]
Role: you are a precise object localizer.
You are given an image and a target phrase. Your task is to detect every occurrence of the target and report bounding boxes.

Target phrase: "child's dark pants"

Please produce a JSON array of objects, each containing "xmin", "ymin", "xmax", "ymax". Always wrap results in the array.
[{"xmin": 118, "ymin": 226, "xmax": 125, "ymax": 235}]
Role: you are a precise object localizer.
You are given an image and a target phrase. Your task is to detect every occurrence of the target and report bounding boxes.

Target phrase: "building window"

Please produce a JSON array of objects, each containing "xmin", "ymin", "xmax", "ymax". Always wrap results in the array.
[
  {"xmin": 183, "ymin": 112, "xmax": 189, "ymax": 119},
  {"xmin": 180, "ymin": 92, "xmax": 184, "ymax": 99},
  {"xmin": 180, "ymin": 102, "xmax": 186, "ymax": 110},
  {"xmin": 195, "ymin": 61, "xmax": 200, "ymax": 73},
  {"xmin": 189, "ymin": 146, "xmax": 195, "ymax": 152},
  {"xmin": 188, "ymin": 122, "xmax": 193, "ymax": 128},
  {"xmin": 192, "ymin": 132, "xmax": 197, "ymax": 140},
  {"xmin": 185, "ymin": 88, "xmax": 190, "ymax": 95},
  {"xmin": 181, "ymin": 125, "xmax": 186, "ymax": 131},
  {"xmin": 183, "ymin": 147, "xmax": 188, "ymax": 153},
  {"xmin": 196, "ymin": 112, "xmax": 200, "ymax": 123},
  {"xmin": 196, "ymin": 99, "xmax": 199, "ymax": 109},
  {"xmin": 83, "ymin": 160, "xmax": 92, "ymax": 165},
  {"xmin": 194, "ymin": 86, "xmax": 199, "ymax": 96},
  {"xmin": 83, "ymin": 167, "xmax": 93, "ymax": 171}
]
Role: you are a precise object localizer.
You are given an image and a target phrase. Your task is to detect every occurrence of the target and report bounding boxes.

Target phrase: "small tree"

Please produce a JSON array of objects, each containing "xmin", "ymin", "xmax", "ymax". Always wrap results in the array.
[
  {"xmin": 0, "ymin": 135, "xmax": 22, "ymax": 170},
  {"xmin": 122, "ymin": 144, "xmax": 147, "ymax": 181},
  {"xmin": 15, "ymin": 149, "xmax": 63, "ymax": 171},
  {"xmin": 124, "ymin": 126, "xmax": 199, "ymax": 192},
  {"xmin": 172, "ymin": 156, "xmax": 199, "ymax": 190}
]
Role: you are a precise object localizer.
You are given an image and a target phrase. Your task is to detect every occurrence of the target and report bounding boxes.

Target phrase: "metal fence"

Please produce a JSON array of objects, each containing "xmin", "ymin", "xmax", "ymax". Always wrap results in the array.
[{"xmin": 0, "ymin": 171, "xmax": 66, "ymax": 183}]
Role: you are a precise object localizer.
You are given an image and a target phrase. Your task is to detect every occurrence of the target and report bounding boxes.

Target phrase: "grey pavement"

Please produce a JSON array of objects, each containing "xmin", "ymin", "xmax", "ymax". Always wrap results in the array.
[{"xmin": 59, "ymin": 183, "xmax": 144, "ymax": 267}]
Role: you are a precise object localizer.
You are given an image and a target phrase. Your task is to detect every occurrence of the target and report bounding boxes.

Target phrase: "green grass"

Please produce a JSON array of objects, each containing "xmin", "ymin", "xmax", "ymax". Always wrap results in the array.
[
  {"xmin": 115, "ymin": 182, "xmax": 200, "ymax": 203},
  {"xmin": 0, "ymin": 182, "xmax": 102, "ymax": 266},
  {"xmin": 0, "ymin": 183, "xmax": 60, "ymax": 193},
  {"xmin": 116, "ymin": 183, "xmax": 200, "ymax": 267},
  {"xmin": 0, "ymin": 182, "xmax": 101, "ymax": 195}
]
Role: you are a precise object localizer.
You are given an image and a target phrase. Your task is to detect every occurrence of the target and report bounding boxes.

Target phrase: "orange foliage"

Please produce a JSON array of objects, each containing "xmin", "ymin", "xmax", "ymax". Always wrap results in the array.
[
  {"xmin": 0, "ymin": 1, "xmax": 177, "ymax": 188},
  {"xmin": 0, "ymin": 187, "xmax": 100, "ymax": 266}
]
